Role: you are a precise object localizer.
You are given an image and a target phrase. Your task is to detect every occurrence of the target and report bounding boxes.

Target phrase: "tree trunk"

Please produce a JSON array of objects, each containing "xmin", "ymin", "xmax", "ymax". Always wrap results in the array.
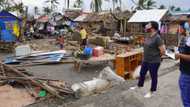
[
  {"xmin": 112, "ymin": 0, "xmax": 115, "ymax": 12},
  {"xmin": 67, "ymin": 0, "xmax": 70, "ymax": 9}
]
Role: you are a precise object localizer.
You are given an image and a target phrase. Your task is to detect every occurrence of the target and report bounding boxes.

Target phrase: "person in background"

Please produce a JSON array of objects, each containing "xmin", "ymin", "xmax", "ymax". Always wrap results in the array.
[
  {"xmin": 130, "ymin": 21, "xmax": 166, "ymax": 98},
  {"xmin": 30, "ymin": 24, "xmax": 34, "ymax": 35},
  {"xmin": 57, "ymin": 35, "xmax": 64, "ymax": 49},
  {"xmin": 175, "ymin": 16, "xmax": 190, "ymax": 107},
  {"xmin": 79, "ymin": 26, "xmax": 87, "ymax": 47},
  {"xmin": 184, "ymin": 15, "xmax": 190, "ymax": 36}
]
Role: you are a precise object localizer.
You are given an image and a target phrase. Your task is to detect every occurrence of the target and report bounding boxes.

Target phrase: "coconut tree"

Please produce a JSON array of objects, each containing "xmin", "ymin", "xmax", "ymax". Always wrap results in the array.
[
  {"xmin": 34, "ymin": 6, "xmax": 39, "ymax": 15},
  {"xmin": 45, "ymin": 0, "xmax": 59, "ymax": 12},
  {"xmin": 64, "ymin": 0, "xmax": 70, "ymax": 9},
  {"xmin": 131, "ymin": 0, "xmax": 156, "ymax": 10},
  {"xmin": 0, "ymin": 0, "xmax": 17, "ymax": 11},
  {"xmin": 175, "ymin": 7, "xmax": 181, "ymax": 12},
  {"xmin": 145, "ymin": 0, "xmax": 156, "ymax": 9},
  {"xmin": 9, "ymin": 2, "xmax": 24, "ymax": 14},
  {"xmin": 73, "ymin": 0, "xmax": 83, "ymax": 8},
  {"xmin": 159, "ymin": 5, "xmax": 166, "ymax": 9},
  {"xmin": 170, "ymin": 5, "xmax": 176, "ymax": 11},
  {"xmin": 67, "ymin": 0, "xmax": 70, "ymax": 9},
  {"xmin": 112, "ymin": 0, "xmax": 120, "ymax": 11},
  {"xmin": 90, "ymin": 0, "xmax": 102, "ymax": 12},
  {"xmin": 43, "ymin": 7, "xmax": 51, "ymax": 15}
]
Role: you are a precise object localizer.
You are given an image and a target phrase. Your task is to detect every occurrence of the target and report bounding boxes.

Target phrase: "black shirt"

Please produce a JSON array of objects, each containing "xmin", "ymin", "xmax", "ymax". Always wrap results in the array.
[
  {"xmin": 143, "ymin": 34, "xmax": 163, "ymax": 63},
  {"xmin": 179, "ymin": 45, "xmax": 190, "ymax": 75}
]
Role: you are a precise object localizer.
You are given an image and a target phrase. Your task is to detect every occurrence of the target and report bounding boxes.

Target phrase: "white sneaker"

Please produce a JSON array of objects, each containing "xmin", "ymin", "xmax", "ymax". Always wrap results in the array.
[
  {"xmin": 130, "ymin": 86, "xmax": 138, "ymax": 90},
  {"xmin": 144, "ymin": 92, "xmax": 155, "ymax": 98}
]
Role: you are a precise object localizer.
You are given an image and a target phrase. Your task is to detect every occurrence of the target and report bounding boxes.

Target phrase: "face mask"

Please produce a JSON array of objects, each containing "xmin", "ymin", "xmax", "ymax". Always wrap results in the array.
[{"xmin": 145, "ymin": 23, "xmax": 152, "ymax": 32}]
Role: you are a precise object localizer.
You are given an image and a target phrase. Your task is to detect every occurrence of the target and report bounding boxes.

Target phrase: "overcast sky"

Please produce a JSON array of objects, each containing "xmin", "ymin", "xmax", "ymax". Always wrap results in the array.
[{"xmin": 21, "ymin": 0, "xmax": 190, "ymax": 14}]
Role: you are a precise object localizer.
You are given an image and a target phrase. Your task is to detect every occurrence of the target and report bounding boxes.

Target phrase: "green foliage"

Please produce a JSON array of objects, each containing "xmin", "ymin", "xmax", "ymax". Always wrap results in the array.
[
  {"xmin": 175, "ymin": 7, "xmax": 181, "ymax": 11},
  {"xmin": 0, "ymin": 0, "xmax": 24, "ymax": 13},
  {"xmin": 73, "ymin": 0, "xmax": 83, "ymax": 8},
  {"xmin": 45, "ymin": 0, "xmax": 59, "ymax": 12},
  {"xmin": 170, "ymin": 6, "xmax": 176, "ymax": 11},
  {"xmin": 131, "ymin": 0, "xmax": 157, "ymax": 10},
  {"xmin": 159, "ymin": 5, "xmax": 166, "ymax": 9},
  {"xmin": 43, "ymin": 7, "xmax": 51, "ymax": 15}
]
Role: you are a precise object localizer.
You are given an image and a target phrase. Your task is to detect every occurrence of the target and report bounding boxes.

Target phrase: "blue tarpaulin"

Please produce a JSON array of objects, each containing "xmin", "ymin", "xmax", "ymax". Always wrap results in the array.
[{"xmin": 0, "ymin": 10, "xmax": 21, "ymax": 22}]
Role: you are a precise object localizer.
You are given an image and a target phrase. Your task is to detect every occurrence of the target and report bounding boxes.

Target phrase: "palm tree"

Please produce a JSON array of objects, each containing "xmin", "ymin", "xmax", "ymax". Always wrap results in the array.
[
  {"xmin": 145, "ymin": 0, "xmax": 156, "ymax": 9},
  {"xmin": 170, "ymin": 6, "xmax": 176, "ymax": 11},
  {"xmin": 45, "ymin": 0, "xmax": 59, "ymax": 12},
  {"xmin": 43, "ymin": 7, "xmax": 51, "ymax": 15},
  {"xmin": 67, "ymin": 0, "xmax": 70, "ymax": 9},
  {"xmin": 131, "ymin": 0, "xmax": 156, "ymax": 10},
  {"xmin": 90, "ymin": 0, "xmax": 102, "ymax": 12},
  {"xmin": 0, "ymin": 0, "xmax": 13, "ymax": 11},
  {"xmin": 159, "ymin": 5, "xmax": 166, "ymax": 9},
  {"xmin": 112, "ymin": 0, "xmax": 119, "ymax": 11},
  {"xmin": 175, "ymin": 7, "xmax": 181, "ymax": 12},
  {"xmin": 64, "ymin": 0, "xmax": 70, "ymax": 9},
  {"xmin": 10, "ymin": 2, "xmax": 24, "ymax": 14},
  {"xmin": 119, "ymin": 0, "xmax": 122, "ymax": 9},
  {"xmin": 73, "ymin": 0, "xmax": 83, "ymax": 8},
  {"xmin": 34, "ymin": 6, "xmax": 39, "ymax": 15}
]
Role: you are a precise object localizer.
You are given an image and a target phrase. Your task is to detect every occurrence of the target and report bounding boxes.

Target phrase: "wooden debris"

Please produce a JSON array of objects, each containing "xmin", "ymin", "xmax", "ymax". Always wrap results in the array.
[{"xmin": 0, "ymin": 62, "xmax": 74, "ymax": 100}]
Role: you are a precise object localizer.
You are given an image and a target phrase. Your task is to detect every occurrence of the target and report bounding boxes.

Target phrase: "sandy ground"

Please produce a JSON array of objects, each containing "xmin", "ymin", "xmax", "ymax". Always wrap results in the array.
[{"xmin": 0, "ymin": 85, "xmax": 35, "ymax": 107}]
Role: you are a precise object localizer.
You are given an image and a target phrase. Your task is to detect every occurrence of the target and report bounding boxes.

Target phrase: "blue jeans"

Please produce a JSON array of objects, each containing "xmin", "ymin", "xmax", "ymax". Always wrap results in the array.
[
  {"xmin": 179, "ymin": 73, "xmax": 190, "ymax": 107},
  {"xmin": 138, "ymin": 62, "xmax": 160, "ymax": 92}
]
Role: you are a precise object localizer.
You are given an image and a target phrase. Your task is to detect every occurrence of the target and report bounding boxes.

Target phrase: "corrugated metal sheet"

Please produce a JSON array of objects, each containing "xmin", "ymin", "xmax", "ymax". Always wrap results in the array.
[
  {"xmin": 128, "ymin": 9, "xmax": 168, "ymax": 23},
  {"xmin": 74, "ymin": 14, "xmax": 88, "ymax": 22}
]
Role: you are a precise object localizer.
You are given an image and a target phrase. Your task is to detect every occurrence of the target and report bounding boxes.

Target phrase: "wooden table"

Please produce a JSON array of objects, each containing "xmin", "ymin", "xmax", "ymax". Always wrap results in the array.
[
  {"xmin": 115, "ymin": 50, "xmax": 143, "ymax": 79},
  {"xmin": 74, "ymin": 54, "xmax": 115, "ymax": 72}
]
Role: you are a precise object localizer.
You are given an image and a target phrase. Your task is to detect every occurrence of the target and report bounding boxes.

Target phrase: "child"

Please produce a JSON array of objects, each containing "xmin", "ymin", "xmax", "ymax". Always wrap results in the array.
[{"xmin": 57, "ymin": 36, "xmax": 64, "ymax": 49}]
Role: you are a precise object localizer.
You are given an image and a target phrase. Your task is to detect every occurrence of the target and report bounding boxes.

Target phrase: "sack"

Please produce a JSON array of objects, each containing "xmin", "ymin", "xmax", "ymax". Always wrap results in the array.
[{"xmin": 99, "ymin": 67, "xmax": 125, "ymax": 85}]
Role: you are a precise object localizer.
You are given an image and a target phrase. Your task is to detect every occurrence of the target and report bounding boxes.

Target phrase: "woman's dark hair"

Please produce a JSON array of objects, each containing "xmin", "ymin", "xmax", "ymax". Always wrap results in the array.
[
  {"xmin": 187, "ymin": 15, "xmax": 190, "ymax": 18},
  {"xmin": 150, "ymin": 21, "xmax": 159, "ymax": 30}
]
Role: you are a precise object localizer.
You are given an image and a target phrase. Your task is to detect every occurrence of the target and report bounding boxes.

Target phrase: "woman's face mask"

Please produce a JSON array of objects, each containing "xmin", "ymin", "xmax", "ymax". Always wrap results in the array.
[{"xmin": 145, "ymin": 23, "xmax": 152, "ymax": 32}]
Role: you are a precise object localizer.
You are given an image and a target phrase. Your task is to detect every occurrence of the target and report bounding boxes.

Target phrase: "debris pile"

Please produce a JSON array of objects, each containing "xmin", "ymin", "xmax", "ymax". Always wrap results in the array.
[{"xmin": 0, "ymin": 62, "xmax": 75, "ymax": 102}]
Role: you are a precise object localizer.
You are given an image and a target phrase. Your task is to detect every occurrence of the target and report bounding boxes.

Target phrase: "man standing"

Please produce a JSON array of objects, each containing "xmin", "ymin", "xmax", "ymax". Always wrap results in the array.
[
  {"xmin": 79, "ymin": 26, "xmax": 87, "ymax": 47},
  {"xmin": 130, "ymin": 21, "xmax": 165, "ymax": 98}
]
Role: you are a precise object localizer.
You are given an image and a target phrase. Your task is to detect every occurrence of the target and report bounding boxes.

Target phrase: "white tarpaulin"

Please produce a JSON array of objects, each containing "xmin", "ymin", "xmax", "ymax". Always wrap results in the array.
[{"xmin": 128, "ymin": 9, "xmax": 168, "ymax": 23}]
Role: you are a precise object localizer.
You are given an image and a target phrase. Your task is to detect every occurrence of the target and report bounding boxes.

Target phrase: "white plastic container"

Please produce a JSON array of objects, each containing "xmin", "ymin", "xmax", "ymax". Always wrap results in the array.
[{"xmin": 15, "ymin": 45, "xmax": 31, "ymax": 56}]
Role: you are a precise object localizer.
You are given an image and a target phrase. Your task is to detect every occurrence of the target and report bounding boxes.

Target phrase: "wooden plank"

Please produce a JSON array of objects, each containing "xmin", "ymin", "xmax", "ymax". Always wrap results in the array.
[{"xmin": 0, "ymin": 62, "xmax": 65, "ymax": 99}]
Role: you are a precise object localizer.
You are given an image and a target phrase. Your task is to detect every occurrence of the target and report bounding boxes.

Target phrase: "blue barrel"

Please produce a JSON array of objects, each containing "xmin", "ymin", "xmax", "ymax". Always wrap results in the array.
[{"xmin": 83, "ymin": 47, "xmax": 93, "ymax": 56}]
